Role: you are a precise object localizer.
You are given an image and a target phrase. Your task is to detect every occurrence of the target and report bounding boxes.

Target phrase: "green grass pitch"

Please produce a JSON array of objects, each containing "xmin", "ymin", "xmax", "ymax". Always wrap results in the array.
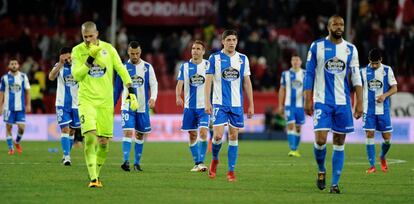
[{"xmin": 0, "ymin": 141, "xmax": 413, "ymax": 204}]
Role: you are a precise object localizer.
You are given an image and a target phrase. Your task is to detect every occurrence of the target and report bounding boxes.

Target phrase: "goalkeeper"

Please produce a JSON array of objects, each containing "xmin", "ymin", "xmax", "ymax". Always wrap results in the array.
[{"xmin": 72, "ymin": 21, "xmax": 138, "ymax": 188}]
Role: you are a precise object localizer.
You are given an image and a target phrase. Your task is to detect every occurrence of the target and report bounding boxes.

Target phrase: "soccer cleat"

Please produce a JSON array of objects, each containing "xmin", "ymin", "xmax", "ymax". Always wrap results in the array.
[
  {"xmin": 121, "ymin": 161, "xmax": 130, "ymax": 172},
  {"xmin": 88, "ymin": 179, "xmax": 102, "ymax": 188},
  {"xmin": 288, "ymin": 151, "xmax": 295, "ymax": 157},
  {"xmin": 190, "ymin": 165, "xmax": 200, "ymax": 172},
  {"xmin": 14, "ymin": 143, "xmax": 22, "ymax": 154},
  {"xmin": 366, "ymin": 166, "xmax": 376, "ymax": 174},
  {"xmin": 198, "ymin": 163, "xmax": 208, "ymax": 172},
  {"xmin": 208, "ymin": 160, "xmax": 219, "ymax": 179},
  {"xmin": 8, "ymin": 149, "xmax": 15, "ymax": 155},
  {"xmin": 329, "ymin": 185, "xmax": 341, "ymax": 194},
  {"xmin": 380, "ymin": 158, "xmax": 388, "ymax": 172},
  {"xmin": 227, "ymin": 171, "xmax": 236, "ymax": 182},
  {"xmin": 134, "ymin": 164, "xmax": 143, "ymax": 171},
  {"xmin": 316, "ymin": 172, "xmax": 326, "ymax": 190},
  {"xmin": 293, "ymin": 151, "xmax": 301, "ymax": 157},
  {"xmin": 62, "ymin": 156, "xmax": 72, "ymax": 166}
]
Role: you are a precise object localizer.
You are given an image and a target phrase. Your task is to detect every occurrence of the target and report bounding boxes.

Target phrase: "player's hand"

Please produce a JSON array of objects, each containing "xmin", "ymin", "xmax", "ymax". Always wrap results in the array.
[
  {"xmin": 376, "ymin": 95, "xmax": 386, "ymax": 103},
  {"xmin": 304, "ymin": 98, "xmax": 313, "ymax": 116},
  {"xmin": 205, "ymin": 103, "xmax": 212, "ymax": 115},
  {"xmin": 93, "ymin": 56, "xmax": 106, "ymax": 68},
  {"xmin": 176, "ymin": 97, "xmax": 183, "ymax": 107},
  {"xmin": 59, "ymin": 54, "xmax": 68, "ymax": 64},
  {"xmin": 26, "ymin": 104, "xmax": 31, "ymax": 113},
  {"xmin": 148, "ymin": 99, "xmax": 155, "ymax": 109},
  {"xmin": 126, "ymin": 87, "xmax": 139, "ymax": 111},
  {"xmin": 88, "ymin": 44, "xmax": 102, "ymax": 58},
  {"xmin": 353, "ymin": 102, "xmax": 363, "ymax": 119},
  {"xmin": 247, "ymin": 105, "xmax": 254, "ymax": 119}
]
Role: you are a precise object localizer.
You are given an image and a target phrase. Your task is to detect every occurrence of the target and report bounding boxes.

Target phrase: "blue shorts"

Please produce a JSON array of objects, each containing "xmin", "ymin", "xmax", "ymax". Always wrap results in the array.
[
  {"xmin": 56, "ymin": 107, "xmax": 80, "ymax": 129},
  {"xmin": 285, "ymin": 106, "xmax": 305, "ymax": 125},
  {"xmin": 3, "ymin": 110, "xmax": 25, "ymax": 124},
  {"xmin": 122, "ymin": 110, "xmax": 151, "ymax": 133},
  {"xmin": 181, "ymin": 108, "xmax": 210, "ymax": 131},
  {"xmin": 363, "ymin": 112, "xmax": 392, "ymax": 132},
  {"xmin": 212, "ymin": 105, "xmax": 244, "ymax": 128},
  {"xmin": 313, "ymin": 103, "xmax": 354, "ymax": 134}
]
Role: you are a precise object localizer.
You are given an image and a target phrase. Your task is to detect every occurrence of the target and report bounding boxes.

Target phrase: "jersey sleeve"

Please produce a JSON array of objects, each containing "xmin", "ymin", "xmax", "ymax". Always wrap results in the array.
[
  {"xmin": 387, "ymin": 67, "xmax": 397, "ymax": 86},
  {"xmin": 0, "ymin": 76, "xmax": 5, "ymax": 92},
  {"xmin": 350, "ymin": 45, "xmax": 362, "ymax": 87},
  {"xmin": 304, "ymin": 42, "xmax": 316, "ymax": 90},
  {"xmin": 177, "ymin": 63, "xmax": 184, "ymax": 81},
  {"xmin": 280, "ymin": 72, "xmax": 286, "ymax": 87},
  {"xmin": 71, "ymin": 47, "xmax": 90, "ymax": 82},
  {"xmin": 149, "ymin": 64, "xmax": 158, "ymax": 101},
  {"xmin": 24, "ymin": 74, "xmax": 31, "ymax": 89},
  {"xmin": 243, "ymin": 55, "xmax": 251, "ymax": 76},
  {"xmin": 113, "ymin": 71, "xmax": 123, "ymax": 107},
  {"xmin": 207, "ymin": 54, "xmax": 215, "ymax": 74},
  {"xmin": 111, "ymin": 46, "xmax": 132, "ymax": 85}
]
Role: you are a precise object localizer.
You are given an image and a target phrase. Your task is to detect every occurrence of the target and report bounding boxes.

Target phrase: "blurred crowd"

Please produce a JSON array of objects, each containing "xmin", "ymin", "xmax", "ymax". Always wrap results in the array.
[{"xmin": 0, "ymin": 0, "xmax": 413, "ymax": 113}]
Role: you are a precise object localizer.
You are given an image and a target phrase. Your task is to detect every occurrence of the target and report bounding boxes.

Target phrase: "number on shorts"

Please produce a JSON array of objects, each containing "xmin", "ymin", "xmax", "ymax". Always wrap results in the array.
[
  {"xmin": 3, "ymin": 110, "xmax": 10, "ymax": 121},
  {"xmin": 80, "ymin": 115, "xmax": 85, "ymax": 124},
  {"xmin": 313, "ymin": 109, "xmax": 322, "ymax": 126}
]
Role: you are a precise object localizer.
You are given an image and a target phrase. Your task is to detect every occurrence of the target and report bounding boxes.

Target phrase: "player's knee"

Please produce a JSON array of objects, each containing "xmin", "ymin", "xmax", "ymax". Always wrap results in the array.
[
  {"xmin": 199, "ymin": 129, "xmax": 208, "ymax": 140},
  {"xmin": 17, "ymin": 128, "xmax": 24, "ymax": 135},
  {"xmin": 62, "ymin": 126, "xmax": 70, "ymax": 134},
  {"xmin": 135, "ymin": 133, "xmax": 144, "ymax": 140},
  {"xmin": 189, "ymin": 131, "xmax": 197, "ymax": 141}
]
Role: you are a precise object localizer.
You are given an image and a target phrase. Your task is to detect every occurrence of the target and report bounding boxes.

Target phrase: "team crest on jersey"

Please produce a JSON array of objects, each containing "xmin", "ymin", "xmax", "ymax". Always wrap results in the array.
[
  {"xmin": 9, "ymin": 84, "xmax": 21, "ymax": 93},
  {"xmin": 189, "ymin": 74, "xmax": 205, "ymax": 87},
  {"xmin": 64, "ymin": 75, "xmax": 78, "ymax": 87},
  {"xmin": 101, "ymin": 49, "xmax": 108, "ymax": 56},
  {"xmin": 346, "ymin": 47, "xmax": 351, "ymax": 55},
  {"xmin": 88, "ymin": 65, "xmax": 106, "ymax": 78},
  {"xmin": 131, "ymin": 75, "xmax": 144, "ymax": 88},
  {"xmin": 239, "ymin": 58, "xmax": 243, "ymax": 64},
  {"xmin": 222, "ymin": 67, "xmax": 240, "ymax": 81},
  {"xmin": 292, "ymin": 80, "xmax": 303, "ymax": 89},
  {"xmin": 368, "ymin": 79, "xmax": 383, "ymax": 91},
  {"xmin": 324, "ymin": 57, "xmax": 345, "ymax": 74}
]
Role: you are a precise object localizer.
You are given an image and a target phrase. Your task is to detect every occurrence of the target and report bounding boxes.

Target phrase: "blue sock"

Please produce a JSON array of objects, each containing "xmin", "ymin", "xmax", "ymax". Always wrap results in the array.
[
  {"xmin": 313, "ymin": 142, "xmax": 327, "ymax": 172},
  {"xmin": 134, "ymin": 139, "xmax": 144, "ymax": 165},
  {"xmin": 332, "ymin": 145, "xmax": 345, "ymax": 186},
  {"xmin": 122, "ymin": 137, "xmax": 132, "ymax": 162},
  {"xmin": 198, "ymin": 140, "xmax": 207, "ymax": 163},
  {"xmin": 293, "ymin": 132, "xmax": 301, "ymax": 150},
  {"xmin": 6, "ymin": 135, "xmax": 13, "ymax": 150},
  {"xmin": 228, "ymin": 140, "xmax": 238, "ymax": 172},
  {"xmin": 380, "ymin": 140, "xmax": 391, "ymax": 159},
  {"xmin": 61, "ymin": 133, "xmax": 71, "ymax": 156},
  {"xmin": 189, "ymin": 141, "xmax": 199, "ymax": 164},
  {"xmin": 212, "ymin": 139, "xmax": 222, "ymax": 161},
  {"xmin": 366, "ymin": 138, "xmax": 376, "ymax": 167},
  {"xmin": 287, "ymin": 132, "xmax": 296, "ymax": 151},
  {"xmin": 16, "ymin": 133, "xmax": 22, "ymax": 143},
  {"xmin": 69, "ymin": 135, "xmax": 74, "ymax": 151}
]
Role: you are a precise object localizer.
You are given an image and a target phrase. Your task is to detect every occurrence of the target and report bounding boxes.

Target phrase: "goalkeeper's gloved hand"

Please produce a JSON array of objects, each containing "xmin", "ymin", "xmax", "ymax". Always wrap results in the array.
[
  {"xmin": 126, "ymin": 87, "xmax": 139, "ymax": 111},
  {"xmin": 88, "ymin": 44, "xmax": 102, "ymax": 58}
]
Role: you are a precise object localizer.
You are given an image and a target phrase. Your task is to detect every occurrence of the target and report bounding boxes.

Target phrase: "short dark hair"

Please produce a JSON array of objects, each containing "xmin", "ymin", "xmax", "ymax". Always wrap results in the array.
[
  {"xmin": 60, "ymin": 47, "xmax": 72, "ymax": 55},
  {"xmin": 128, "ymin": 41, "xmax": 141, "ymax": 49},
  {"xmin": 291, "ymin": 53, "xmax": 300, "ymax": 58},
  {"xmin": 193, "ymin": 40, "xmax": 205, "ymax": 49},
  {"xmin": 221, "ymin": 29, "xmax": 238, "ymax": 40},
  {"xmin": 328, "ymin": 15, "xmax": 344, "ymax": 25},
  {"xmin": 368, "ymin": 48, "xmax": 382, "ymax": 61}
]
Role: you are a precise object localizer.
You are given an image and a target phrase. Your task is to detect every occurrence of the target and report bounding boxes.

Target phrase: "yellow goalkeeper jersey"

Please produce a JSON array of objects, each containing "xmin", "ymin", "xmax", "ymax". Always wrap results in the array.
[{"xmin": 72, "ymin": 40, "xmax": 131, "ymax": 108}]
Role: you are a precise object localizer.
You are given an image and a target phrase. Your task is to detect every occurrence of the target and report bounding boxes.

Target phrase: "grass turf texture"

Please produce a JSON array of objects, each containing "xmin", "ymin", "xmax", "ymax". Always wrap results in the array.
[{"xmin": 0, "ymin": 141, "xmax": 413, "ymax": 204}]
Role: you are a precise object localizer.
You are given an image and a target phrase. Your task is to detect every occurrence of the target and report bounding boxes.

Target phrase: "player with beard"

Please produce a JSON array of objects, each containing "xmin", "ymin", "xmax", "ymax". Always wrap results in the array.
[{"xmin": 304, "ymin": 15, "xmax": 363, "ymax": 193}]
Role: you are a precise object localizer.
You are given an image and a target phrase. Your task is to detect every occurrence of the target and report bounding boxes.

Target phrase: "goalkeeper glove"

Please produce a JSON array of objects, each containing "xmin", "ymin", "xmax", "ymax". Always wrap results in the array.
[
  {"xmin": 126, "ymin": 87, "xmax": 139, "ymax": 111},
  {"xmin": 88, "ymin": 44, "xmax": 102, "ymax": 58}
]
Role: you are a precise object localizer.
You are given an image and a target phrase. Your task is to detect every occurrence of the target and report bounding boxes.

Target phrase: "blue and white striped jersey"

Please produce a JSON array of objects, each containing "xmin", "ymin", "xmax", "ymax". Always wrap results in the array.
[
  {"xmin": 0, "ymin": 71, "xmax": 30, "ymax": 111},
  {"xmin": 207, "ymin": 50, "xmax": 250, "ymax": 107},
  {"xmin": 114, "ymin": 59, "xmax": 158, "ymax": 113},
  {"xmin": 280, "ymin": 68, "xmax": 305, "ymax": 108},
  {"xmin": 304, "ymin": 37, "xmax": 362, "ymax": 105},
  {"xmin": 360, "ymin": 63, "xmax": 397, "ymax": 115},
  {"xmin": 55, "ymin": 63, "xmax": 78, "ymax": 109},
  {"xmin": 177, "ymin": 59, "xmax": 209, "ymax": 109}
]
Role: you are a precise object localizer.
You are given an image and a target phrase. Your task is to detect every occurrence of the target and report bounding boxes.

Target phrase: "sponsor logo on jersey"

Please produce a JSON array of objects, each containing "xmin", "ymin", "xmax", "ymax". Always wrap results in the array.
[
  {"xmin": 292, "ymin": 80, "xmax": 303, "ymax": 89},
  {"xmin": 189, "ymin": 73, "xmax": 205, "ymax": 87},
  {"xmin": 222, "ymin": 67, "xmax": 240, "ymax": 81},
  {"xmin": 88, "ymin": 66, "xmax": 106, "ymax": 78},
  {"xmin": 368, "ymin": 79, "xmax": 383, "ymax": 91},
  {"xmin": 324, "ymin": 57, "xmax": 346, "ymax": 74},
  {"xmin": 9, "ymin": 84, "xmax": 21, "ymax": 93},
  {"xmin": 131, "ymin": 75, "xmax": 144, "ymax": 87},
  {"xmin": 64, "ymin": 75, "xmax": 78, "ymax": 87}
]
